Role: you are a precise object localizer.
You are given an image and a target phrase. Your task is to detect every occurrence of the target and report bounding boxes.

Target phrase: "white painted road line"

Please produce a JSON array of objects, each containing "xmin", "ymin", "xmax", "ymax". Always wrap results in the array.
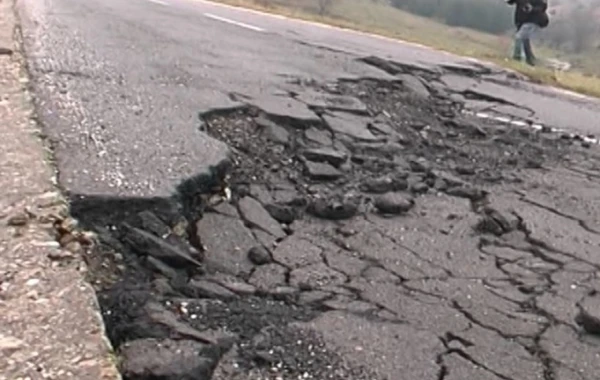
[
  {"xmin": 148, "ymin": 0, "xmax": 169, "ymax": 6},
  {"xmin": 203, "ymin": 12, "xmax": 265, "ymax": 32}
]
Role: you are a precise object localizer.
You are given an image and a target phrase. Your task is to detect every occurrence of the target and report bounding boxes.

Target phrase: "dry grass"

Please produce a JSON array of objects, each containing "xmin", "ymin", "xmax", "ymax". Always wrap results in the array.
[{"xmin": 210, "ymin": 0, "xmax": 600, "ymax": 98}]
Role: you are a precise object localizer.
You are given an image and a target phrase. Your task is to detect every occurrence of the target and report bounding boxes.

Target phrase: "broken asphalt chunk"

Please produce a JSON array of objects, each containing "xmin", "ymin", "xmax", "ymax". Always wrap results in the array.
[
  {"xmin": 360, "ymin": 175, "xmax": 408, "ymax": 194},
  {"xmin": 121, "ymin": 224, "xmax": 202, "ymax": 268},
  {"xmin": 195, "ymin": 213, "xmax": 256, "ymax": 276},
  {"xmin": 398, "ymin": 74, "xmax": 430, "ymax": 98},
  {"xmin": 307, "ymin": 196, "xmax": 360, "ymax": 220},
  {"xmin": 322, "ymin": 112, "xmax": 381, "ymax": 142},
  {"xmin": 302, "ymin": 147, "xmax": 347, "ymax": 167},
  {"xmin": 575, "ymin": 295, "xmax": 600, "ymax": 335},
  {"xmin": 264, "ymin": 203, "xmax": 298, "ymax": 224},
  {"xmin": 250, "ymin": 95, "xmax": 320, "ymax": 128},
  {"xmin": 304, "ymin": 161, "xmax": 344, "ymax": 181},
  {"xmin": 238, "ymin": 196, "xmax": 286, "ymax": 238},
  {"xmin": 289, "ymin": 263, "xmax": 347, "ymax": 289},
  {"xmin": 296, "ymin": 90, "xmax": 368, "ymax": 114},
  {"xmin": 475, "ymin": 206, "xmax": 519, "ymax": 236},
  {"xmin": 304, "ymin": 127, "xmax": 333, "ymax": 146},
  {"xmin": 187, "ymin": 279, "xmax": 238, "ymax": 300},
  {"xmin": 445, "ymin": 186, "xmax": 488, "ymax": 202},
  {"xmin": 255, "ymin": 116, "xmax": 290, "ymax": 145},
  {"xmin": 249, "ymin": 263, "xmax": 288, "ymax": 290}
]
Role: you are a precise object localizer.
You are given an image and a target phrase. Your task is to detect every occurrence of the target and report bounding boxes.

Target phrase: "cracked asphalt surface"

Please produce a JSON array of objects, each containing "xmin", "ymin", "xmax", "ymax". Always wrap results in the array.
[{"xmin": 15, "ymin": 0, "xmax": 600, "ymax": 379}]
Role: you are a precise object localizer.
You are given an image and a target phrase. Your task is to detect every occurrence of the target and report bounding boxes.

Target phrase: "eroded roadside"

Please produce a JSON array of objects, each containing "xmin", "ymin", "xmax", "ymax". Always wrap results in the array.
[
  {"xmin": 70, "ymin": 55, "xmax": 600, "ymax": 380},
  {"xmin": 0, "ymin": 1, "xmax": 119, "ymax": 379}
]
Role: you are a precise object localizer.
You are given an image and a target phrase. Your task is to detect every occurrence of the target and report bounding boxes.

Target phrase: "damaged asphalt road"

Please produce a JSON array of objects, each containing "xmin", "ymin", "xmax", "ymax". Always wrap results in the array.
[{"xmin": 15, "ymin": 0, "xmax": 600, "ymax": 379}]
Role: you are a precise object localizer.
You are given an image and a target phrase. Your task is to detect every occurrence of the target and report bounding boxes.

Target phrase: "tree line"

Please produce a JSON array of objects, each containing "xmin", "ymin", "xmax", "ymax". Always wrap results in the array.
[
  {"xmin": 390, "ymin": 0, "xmax": 600, "ymax": 54},
  {"xmin": 389, "ymin": 0, "xmax": 514, "ymax": 34}
]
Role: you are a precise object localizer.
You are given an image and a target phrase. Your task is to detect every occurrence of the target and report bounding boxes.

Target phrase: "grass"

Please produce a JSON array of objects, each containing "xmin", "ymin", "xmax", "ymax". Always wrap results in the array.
[{"xmin": 210, "ymin": 0, "xmax": 600, "ymax": 98}]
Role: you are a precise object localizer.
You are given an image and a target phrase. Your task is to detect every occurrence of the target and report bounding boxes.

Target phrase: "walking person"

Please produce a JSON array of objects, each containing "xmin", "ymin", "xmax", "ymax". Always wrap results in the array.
[{"xmin": 506, "ymin": 0, "xmax": 550, "ymax": 66}]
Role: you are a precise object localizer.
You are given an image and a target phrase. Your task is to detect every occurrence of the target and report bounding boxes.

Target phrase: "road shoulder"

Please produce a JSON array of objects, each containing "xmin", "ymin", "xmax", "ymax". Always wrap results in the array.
[{"xmin": 0, "ymin": 1, "xmax": 120, "ymax": 378}]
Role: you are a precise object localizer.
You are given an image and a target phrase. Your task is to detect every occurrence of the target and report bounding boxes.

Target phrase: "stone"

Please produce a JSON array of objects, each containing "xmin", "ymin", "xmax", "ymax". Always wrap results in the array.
[
  {"xmin": 272, "ymin": 236, "xmax": 323, "ymax": 269},
  {"xmin": 289, "ymin": 263, "xmax": 347, "ymax": 289},
  {"xmin": 445, "ymin": 186, "xmax": 488, "ymax": 202},
  {"xmin": 410, "ymin": 182, "xmax": 429, "ymax": 194},
  {"xmin": 304, "ymin": 161, "xmax": 343, "ymax": 181},
  {"xmin": 7, "ymin": 212, "xmax": 28, "ymax": 226},
  {"xmin": 119, "ymin": 338, "xmax": 215, "ymax": 380},
  {"xmin": 322, "ymin": 112, "xmax": 380, "ymax": 141},
  {"xmin": 264, "ymin": 203, "xmax": 298, "ymax": 224},
  {"xmin": 303, "ymin": 148, "xmax": 347, "ymax": 167},
  {"xmin": 305, "ymin": 127, "xmax": 333, "ymax": 146},
  {"xmin": 196, "ymin": 213, "xmax": 256, "ymax": 276},
  {"xmin": 255, "ymin": 116, "xmax": 290, "ymax": 145},
  {"xmin": 374, "ymin": 193, "xmax": 415, "ymax": 215},
  {"xmin": 248, "ymin": 246, "xmax": 272, "ymax": 265},
  {"xmin": 575, "ymin": 295, "xmax": 600, "ymax": 335},
  {"xmin": 455, "ymin": 165, "xmax": 476, "ymax": 175},
  {"xmin": 121, "ymin": 224, "xmax": 202, "ymax": 268},
  {"xmin": 360, "ymin": 175, "xmax": 408, "ymax": 194},
  {"xmin": 266, "ymin": 286, "xmax": 299, "ymax": 299},
  {"xmin": 249, "ymin": 263, "xmax": 287, "ymax": 290},
  {"xmin": 307, "ymin": 196, "xmax": 360, "ymax": 221},
  {"xmin": 238, "ymin": 197, "xmax": 286, "ymax": 239},
  {"xmin": 188, "ymin": 279, "xmax": 238, "ymax": 300},
  {"xmin": 0, "ymin": 334, "xmax": 24, "ymax": 356}
]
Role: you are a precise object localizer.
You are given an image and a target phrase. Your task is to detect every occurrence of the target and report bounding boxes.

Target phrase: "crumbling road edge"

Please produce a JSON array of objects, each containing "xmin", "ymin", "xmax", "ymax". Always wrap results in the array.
[{"xmin": 0, "ymin": 1, "xmax": 120, "ymax": 378}]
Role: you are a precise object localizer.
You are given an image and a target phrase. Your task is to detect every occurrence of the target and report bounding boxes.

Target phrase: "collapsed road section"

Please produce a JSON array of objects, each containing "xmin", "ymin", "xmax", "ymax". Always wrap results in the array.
[{"xmin": 68, "ymin": 63, "xmax": 600, "ymax": 380}]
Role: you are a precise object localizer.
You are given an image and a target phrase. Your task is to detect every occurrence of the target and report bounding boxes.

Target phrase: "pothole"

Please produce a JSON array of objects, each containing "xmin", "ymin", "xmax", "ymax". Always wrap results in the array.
[{"xmin": 65, "ymin": 75, "xmax": 584, "ymax": 380}]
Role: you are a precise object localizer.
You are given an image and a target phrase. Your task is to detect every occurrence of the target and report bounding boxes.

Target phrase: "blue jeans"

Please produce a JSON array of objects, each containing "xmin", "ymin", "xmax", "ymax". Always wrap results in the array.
[{"xmin": 513, "ymin": 23, "xmax": 540, "ymax": 64}]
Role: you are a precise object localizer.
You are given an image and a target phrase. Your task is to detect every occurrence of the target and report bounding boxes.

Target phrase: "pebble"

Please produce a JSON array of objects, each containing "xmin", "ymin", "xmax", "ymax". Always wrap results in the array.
[
  {"xmin": 248, "ymin": 246, "xmax": 273, "ymax": 265},
  {"xmin": 374, "ymin": 193, "xmax": 414, "ymax": 215},
  {"xmin": 7, "ymin": 212, "xmax": 28, "ymax": 227}
]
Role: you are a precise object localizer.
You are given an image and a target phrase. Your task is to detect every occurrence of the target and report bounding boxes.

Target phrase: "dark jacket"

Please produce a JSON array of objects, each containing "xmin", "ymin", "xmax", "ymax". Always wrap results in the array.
[{"xmin": 507, "ymin": 0, "xmax": 550, "ymax": 28}]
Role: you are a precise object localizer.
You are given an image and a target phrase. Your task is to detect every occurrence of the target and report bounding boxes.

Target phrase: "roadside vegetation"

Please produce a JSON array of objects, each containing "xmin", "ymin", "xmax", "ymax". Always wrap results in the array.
[{"xmin": 215, "ymin": 0, "xmax": 600, "ymax": 98}]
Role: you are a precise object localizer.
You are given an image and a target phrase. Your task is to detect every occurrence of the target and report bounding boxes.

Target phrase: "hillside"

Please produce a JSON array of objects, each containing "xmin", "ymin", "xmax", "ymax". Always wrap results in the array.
[{"xmin": 217, "ymin": 0, "xmax": 600, "ymax": 97}]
